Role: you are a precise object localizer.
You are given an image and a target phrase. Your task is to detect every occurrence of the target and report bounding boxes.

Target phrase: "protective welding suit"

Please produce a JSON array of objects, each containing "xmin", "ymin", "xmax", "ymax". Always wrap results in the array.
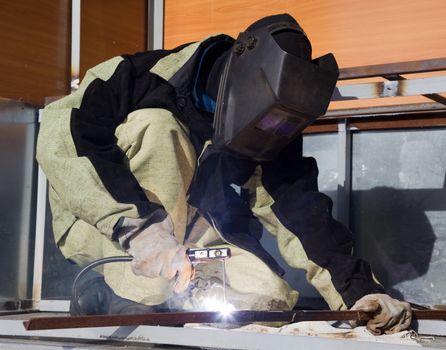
[{"xmin": 36, "ymin": 14, "xmax": 411, "ymax": 335}]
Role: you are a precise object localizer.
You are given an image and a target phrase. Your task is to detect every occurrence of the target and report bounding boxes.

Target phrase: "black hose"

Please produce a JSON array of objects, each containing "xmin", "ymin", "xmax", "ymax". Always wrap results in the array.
[{"xmin": 71, "ymin": 256, "xmax": 133, "ymax": 303}]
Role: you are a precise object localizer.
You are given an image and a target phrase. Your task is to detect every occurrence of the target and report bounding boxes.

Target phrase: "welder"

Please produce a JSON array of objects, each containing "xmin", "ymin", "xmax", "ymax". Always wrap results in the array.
[{"xmin": 36, "ymin": 14, "xmax": 412, "ymax": 335}]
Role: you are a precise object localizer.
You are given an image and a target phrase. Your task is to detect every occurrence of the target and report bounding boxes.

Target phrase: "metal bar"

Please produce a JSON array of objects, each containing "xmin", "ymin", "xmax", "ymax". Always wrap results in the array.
[
  {"xmin": 324, "ymin": 102, "xmax": 446, "ymax": 118},
  {"xmin": 383, "ymin": 74, "xmax": 446, "ymax": 106},
  {"xmin": 23, "ymin": 310, "xmax": 446, "ymax": 331},
  {"xmin": 348, "ymin": 115, "xmax": 446, "ymax": 131},
  {"xmin": 147, "ymin": 0, "xmax": 164, "ymax": 50},
  {"xmin": 339, "ymin": 57, "xmax": 446, "ymax": 80},
  {"xmin": 337, "ymin": 119, "xmax": 352, "ymax": 226},
  {"xmin": 304, "ymin": 122, "xmax": 338, "ymax": 134},
  {"xmin": 16, "ymin": 110, "xmax": 37, "ymax": 301},
  {"xmin": 71, "ymin": 0, "xmax": 81, "ymax": 91},
  {"xmin": 23, "ymin": 310, "xmax": 369, "ymax": 330},
  {"xmin": 420, "ymin": 93, "xmax": 446, "ymax": 106},
  {"xmin": 31, "ymin": 110, "xmax": 48, "ymax": 310},
  {"xmin": 146, "ymin": 0, "xmax": 154, "ymax": 50},
  {"xmin": 306, "ymin": 113, "xmax": 446, "ymax": 134},
  {"xmin": 333, "ymin": 76, "xmax": 446, "ymax": 101}
]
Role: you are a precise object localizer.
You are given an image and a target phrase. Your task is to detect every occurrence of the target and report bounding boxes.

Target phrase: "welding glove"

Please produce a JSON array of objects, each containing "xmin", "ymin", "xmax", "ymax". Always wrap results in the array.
[
  {"xmin": 351, "ymin": 293, "xmax": 412, "ymax": 335},
  {"xmin": 126, "ymin": 217, "xmax": 193, "ymax": 293}
]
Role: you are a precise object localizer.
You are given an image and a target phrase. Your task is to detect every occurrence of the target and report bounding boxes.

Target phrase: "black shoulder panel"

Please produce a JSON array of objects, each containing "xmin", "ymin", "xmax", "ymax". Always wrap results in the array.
[{"xmin": 70, "ymin": 48, "xmax": 180, "ymax": 216}]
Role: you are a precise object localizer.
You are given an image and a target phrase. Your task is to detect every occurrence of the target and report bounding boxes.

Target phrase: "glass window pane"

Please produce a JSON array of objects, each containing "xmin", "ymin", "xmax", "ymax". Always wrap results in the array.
[
  {"xmin": 0, "ymin": 101, "xmax": 36, "ymax": 306},
  {"xmin": 351, "ymin": 128, "xmax": 446, "ymax": 306}
]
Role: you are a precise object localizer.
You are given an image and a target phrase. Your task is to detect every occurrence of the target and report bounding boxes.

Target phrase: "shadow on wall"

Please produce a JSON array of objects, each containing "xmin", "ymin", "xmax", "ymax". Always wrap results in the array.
[{"xmin": 352, "ymin": 184, "xmax": 445, "ymax": 301}]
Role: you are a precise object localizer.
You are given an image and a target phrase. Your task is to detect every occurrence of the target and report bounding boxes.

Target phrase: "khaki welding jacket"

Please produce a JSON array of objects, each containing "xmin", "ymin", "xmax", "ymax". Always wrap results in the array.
[{"xmin": 36, "ymin": 34, "xmax": 385, "ymax": 310}]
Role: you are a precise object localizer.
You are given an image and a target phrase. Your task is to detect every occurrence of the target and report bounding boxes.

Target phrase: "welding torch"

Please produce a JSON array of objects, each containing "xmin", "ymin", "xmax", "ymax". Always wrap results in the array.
[{"xmin": 71, "ymin": 248, "xmax": 232, "ymax": 306}]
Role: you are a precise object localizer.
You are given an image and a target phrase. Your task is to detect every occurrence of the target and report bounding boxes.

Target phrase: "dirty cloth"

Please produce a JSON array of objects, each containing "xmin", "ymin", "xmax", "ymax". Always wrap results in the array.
[{"xmin": 186, "ymin": 322, "xmax": 421, "ymax": 346}]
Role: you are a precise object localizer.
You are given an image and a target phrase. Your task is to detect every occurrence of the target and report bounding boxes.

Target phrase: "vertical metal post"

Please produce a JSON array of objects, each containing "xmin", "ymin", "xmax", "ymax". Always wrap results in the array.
[
  {"xmin": 337, "ymin": 119, "xmax": 352, "ymax": 227},
  {"xmin": 147, "ymin": 0, "xmax": 164, "ymax": 50},
  {"xmin": 17, "ymin": 115, "xmax": 37, "ymax": 301},
  {"xmin": 32, "ymin": 0, "xmax": 82, "ymax": 309},
  {"xmin": 71, "ymin": 0, "xmax": 81, "ymax": 91},
  {"xmin": 31, "ymin": 111, "xmax": 48, "ymax": 309}
]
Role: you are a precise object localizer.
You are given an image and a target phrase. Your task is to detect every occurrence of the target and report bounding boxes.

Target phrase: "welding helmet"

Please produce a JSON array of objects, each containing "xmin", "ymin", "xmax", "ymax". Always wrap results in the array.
[{"xmin": 213, "ymin": 14, "xmax": 339, "ymax": 161}]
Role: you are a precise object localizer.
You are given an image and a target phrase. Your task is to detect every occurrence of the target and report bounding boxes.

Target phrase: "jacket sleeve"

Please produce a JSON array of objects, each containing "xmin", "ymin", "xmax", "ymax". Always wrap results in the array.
[
  {"xmin": 258, "ymin": 137, "xmax": 386, "ymax": 309},
  {"xmin": 36, "ymin": 56, "xmax": 164, "ymax": 240}
]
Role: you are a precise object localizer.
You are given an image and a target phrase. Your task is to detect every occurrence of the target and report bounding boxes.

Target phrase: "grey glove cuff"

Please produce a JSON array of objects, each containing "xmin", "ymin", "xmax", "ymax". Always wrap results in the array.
[{"xmin": 113, "ymin": 208, "xmax": 168, "ymax": 250}]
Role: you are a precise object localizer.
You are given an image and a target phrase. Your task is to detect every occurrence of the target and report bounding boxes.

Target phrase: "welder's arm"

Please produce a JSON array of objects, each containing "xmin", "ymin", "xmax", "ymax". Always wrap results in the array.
[
  {"xmin": 36, "ymin": 56, "xmax": 162, "ymax": 239},
  {"xmin": 258, "ymin": 138, "xmax": 411, "ymax": 334},
  {"xmin": 276, "ymin": 190, "xmax": 412, "ymax": 334}
]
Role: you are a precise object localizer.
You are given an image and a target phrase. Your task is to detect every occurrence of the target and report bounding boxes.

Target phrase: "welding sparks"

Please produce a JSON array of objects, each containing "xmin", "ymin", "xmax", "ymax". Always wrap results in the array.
[{"xmin": 202, "ymin": 297, "xmax": 236, "ymax": 317}]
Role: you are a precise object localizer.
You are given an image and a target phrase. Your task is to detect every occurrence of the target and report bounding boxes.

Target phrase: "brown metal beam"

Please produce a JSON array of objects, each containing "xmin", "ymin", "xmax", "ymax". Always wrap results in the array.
[
  {"xmin": 339, "ymin": 58, "xmax": 446, "ymax": 80},
  {"xmin": 383, "ymin": 74, "xmax": 446, "ymax": 107},
  {"xmin": 23, "ymin": 309, "xmax": 446, "ymax": 331},
  {"xmin": 349, "ymin": 114, "xmax": 446, "ymax": 131},
  {"xmin": 304, "ymin": 113, "xmax": 446, "ymax": 134},
  {"xmin": 325, "ymin": 102, "xmax": 446, "ymax": 119}
]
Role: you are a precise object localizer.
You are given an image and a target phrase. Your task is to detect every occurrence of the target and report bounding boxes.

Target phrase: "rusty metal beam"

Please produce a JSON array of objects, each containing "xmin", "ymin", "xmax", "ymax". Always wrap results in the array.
[
  {"xmin": 324, "ymin": 102, "xmax": 446, "ymax": 118},
  {"xmin": 305, "ymin": 113, "xmax": 446, "ymax": 134},
  {"xmin": 333, "ymin": 76, "xmax": 446, "ymax": 101},
  {"xmin": 339, "ymin": 57, "xmax": 446, "ymax": 80},
  {"xmin": 349, "ymin": 114, "xmax": 446, "ymax": 131},
  {"xmin": 383, "ymin": 74, "xmax": 446, "ymax": 107},
  {"xmin": 23, "ymin": 309, "xmax": 446, "ymax": 331}
]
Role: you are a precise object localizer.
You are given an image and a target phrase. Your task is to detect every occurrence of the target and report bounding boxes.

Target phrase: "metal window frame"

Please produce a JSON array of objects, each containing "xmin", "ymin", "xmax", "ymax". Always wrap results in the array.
[
  {"xmin": 336, "ymin": 119, "xmax": 352, "ymax": 227},
  {"xmin": 70, "ymin": 0, "xmax": 81, "ymax": 91},
  {"xmin": 147, "ymin": 0, "xmax": 164, "ymax": 50}
]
